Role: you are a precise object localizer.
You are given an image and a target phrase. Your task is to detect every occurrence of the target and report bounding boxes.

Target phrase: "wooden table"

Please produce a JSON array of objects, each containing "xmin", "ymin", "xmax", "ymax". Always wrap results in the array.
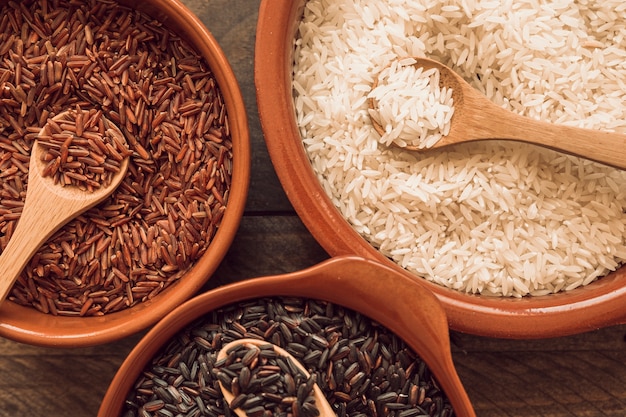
[{"xmin": 1, "ymin": 2, "xmax": 626, "ymax": 416}]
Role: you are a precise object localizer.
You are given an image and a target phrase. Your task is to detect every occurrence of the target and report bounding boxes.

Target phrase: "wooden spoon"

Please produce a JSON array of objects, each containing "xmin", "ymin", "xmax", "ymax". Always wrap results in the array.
[
  {"xmin": 216, "ymin": 338, "xmax": 335, "ymax": 417},
  {"xmin": 369, "ymin": 57, "xmax": 626, "ymax": 170},
  {"xmin": 0, "ymin": 111, "xmax": 130, "ymax": 303}
]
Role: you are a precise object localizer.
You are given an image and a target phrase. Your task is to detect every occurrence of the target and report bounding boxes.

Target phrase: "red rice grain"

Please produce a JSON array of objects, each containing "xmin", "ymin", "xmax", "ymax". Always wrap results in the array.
[{"xmin": 0, "ymin": 0, "xmax": 233, "ymax": 316}]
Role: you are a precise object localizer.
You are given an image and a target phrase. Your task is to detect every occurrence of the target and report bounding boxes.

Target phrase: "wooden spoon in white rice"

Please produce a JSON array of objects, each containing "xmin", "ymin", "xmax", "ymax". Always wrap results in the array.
[{"xmin": 369, "ymin": 57, "xmax": 626, "ymax": 170}]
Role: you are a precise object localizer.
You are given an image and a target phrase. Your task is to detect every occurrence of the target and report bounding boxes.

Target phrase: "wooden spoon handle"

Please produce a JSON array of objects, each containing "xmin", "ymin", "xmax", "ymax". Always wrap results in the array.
[
  {"xmin": 0, "ymin": 183, "xmax": 67, "ymax": 302},
  {"xmin": 0, "ymin": 169, "xmax": 109, "ymax": 302},
  {"xmin": 453, "ymin": 88, "xmax": 626, "ymax": 169},
  {"xmin": 486, "ymin": 107, "xmax": 626, "ymax": 169}
]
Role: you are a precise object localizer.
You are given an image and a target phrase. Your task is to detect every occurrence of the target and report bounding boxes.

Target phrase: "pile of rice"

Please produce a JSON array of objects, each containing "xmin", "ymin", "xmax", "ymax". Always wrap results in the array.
[
  {"xmin": 292, "ymin": 0, "xmax": 626, "ymax": 297},
  {"xmin": 369, "ymin": 58, "xmax": 454, "ymax": 149}
]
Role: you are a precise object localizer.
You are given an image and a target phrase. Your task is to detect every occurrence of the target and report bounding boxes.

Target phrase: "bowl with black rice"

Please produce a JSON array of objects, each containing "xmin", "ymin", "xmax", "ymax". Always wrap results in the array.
[{"xmin": 98, "ymin": 256, "xmax": 475, "ymax": 417}]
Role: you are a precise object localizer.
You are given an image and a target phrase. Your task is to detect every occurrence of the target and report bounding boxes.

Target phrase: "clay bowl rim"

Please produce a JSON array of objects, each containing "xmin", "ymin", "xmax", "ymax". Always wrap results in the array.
[
  {"xmin": 253, "ymin": 0, "xmax": 626, "ymax": 339},
  {"xmin": 0, "ymin": 0, "xmax": 251, "ymax": 348},
  {"xmin": 97, "ymin": 255, "xmax": 475, "ymax": 417}
]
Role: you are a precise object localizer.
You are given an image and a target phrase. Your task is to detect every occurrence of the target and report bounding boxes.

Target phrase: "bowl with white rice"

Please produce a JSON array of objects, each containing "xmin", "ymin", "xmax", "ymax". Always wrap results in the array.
[{"xmin": 255, "ymin": 0, "xmax": 626, "ymax": 338}]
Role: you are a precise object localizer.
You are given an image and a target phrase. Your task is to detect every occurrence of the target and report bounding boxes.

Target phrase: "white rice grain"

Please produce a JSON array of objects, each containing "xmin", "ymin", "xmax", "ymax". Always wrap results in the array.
[
  {"xmin": 369, "ymin": 59, "xmax": 454, "ymax": 149},
  {"xmin": 292, "ymin": 0, "xmax": 626, "ymax": 297}
]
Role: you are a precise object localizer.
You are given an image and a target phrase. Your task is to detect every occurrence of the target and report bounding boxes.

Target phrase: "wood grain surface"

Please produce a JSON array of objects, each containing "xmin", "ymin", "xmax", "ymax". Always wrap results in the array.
[{"xmin": 0, "ymin": 1, "xmax": 625, "ymax": 416}]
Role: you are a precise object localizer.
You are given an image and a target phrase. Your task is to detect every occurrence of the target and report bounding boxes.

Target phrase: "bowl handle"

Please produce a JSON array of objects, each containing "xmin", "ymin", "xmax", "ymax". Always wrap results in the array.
[{"xmin": 272, "ymin": 256, "xmax": 476, "ymax": 417}]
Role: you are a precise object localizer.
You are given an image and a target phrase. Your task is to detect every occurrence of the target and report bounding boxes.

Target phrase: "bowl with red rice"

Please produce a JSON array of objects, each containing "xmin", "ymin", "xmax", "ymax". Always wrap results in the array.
[{"xmin": 0, "ymin": 0, "xmax": 249, "ymax": 347}]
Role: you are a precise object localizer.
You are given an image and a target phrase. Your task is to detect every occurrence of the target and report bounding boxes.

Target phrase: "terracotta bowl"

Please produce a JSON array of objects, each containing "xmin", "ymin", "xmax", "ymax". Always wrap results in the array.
[
  {"xmin": 0, "ymin": 0, "xmax": 250, "ymax": 347},
  {"xmin": 254, "ymin": 0, "xmax": 626, "ymax": 339},
  {"xmin": 98, "ymin": 256, "xmax": 475, "ymax": 417}
]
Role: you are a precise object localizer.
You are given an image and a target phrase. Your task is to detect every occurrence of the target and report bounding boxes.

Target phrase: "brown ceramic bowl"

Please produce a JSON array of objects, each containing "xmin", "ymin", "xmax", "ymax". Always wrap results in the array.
[
  {"xmin": 98, "ymin": 256, "xmax": 475, "ymax": 417},
  {"xmin": 0, "ymin": 0, "xmax": 250, "ymax": 347},
  {"xmin": 254, "ymin": 0, "xmax": 626, "ymax": 339}
]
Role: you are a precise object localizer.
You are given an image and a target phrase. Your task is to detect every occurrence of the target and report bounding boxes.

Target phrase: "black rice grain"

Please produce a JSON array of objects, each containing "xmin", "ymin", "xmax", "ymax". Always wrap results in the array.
[{"xmin": 122, "ymin": 297, "xmax": 454, "ymax": 417}]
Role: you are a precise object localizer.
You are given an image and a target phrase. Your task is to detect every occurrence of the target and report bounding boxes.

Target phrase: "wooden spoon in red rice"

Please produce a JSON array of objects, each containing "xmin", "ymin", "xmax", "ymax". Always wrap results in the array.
[
  {"xmin": 216, "ymin": 338, "xmax": 335, "ymax": 417},
  {"xmin": 0, "ymin": 109, "xmax": 130, "ymax": 304},
  {"xmin": 369, "ymin": 57, "xmax": 626, "ymax": 170}
]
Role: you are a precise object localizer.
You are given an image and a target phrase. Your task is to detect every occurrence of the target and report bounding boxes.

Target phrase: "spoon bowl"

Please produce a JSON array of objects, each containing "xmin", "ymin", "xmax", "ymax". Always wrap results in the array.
[
  {"xmin": 369, "ymin": 57, "xmax": 626, "ymax": 170},
  {"xmin": 0, "ymin": 110, "xmax": 130, "ymax": 303},
  {"xmin": 217, "ymin": 338, "xmax": 335, "ymax": 417}
]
